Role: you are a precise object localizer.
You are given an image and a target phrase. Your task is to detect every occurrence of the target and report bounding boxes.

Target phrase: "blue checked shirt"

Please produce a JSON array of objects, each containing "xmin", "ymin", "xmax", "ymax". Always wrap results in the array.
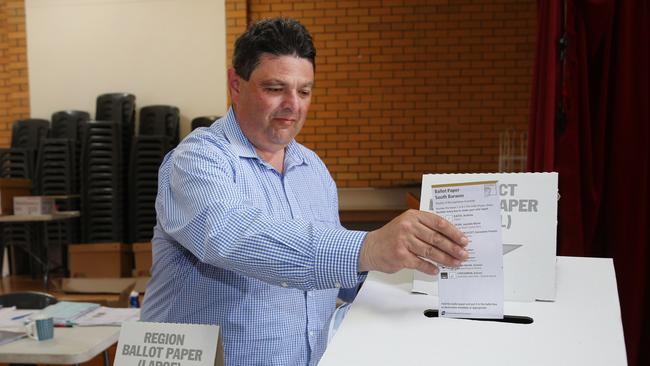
[{"xmin": 141, "ymin": 108, "xmax": 367, "ymax": 365}]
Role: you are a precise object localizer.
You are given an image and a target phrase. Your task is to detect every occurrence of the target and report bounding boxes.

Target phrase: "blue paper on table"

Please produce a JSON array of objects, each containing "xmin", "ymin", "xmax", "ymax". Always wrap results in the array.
[{"xmin": 38, "ymin": 301, "xmax": 100, "ymax": 325}]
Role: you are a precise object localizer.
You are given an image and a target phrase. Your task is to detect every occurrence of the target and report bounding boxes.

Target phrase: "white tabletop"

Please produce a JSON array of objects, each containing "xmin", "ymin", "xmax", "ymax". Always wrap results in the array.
[
  {"xmin": 320, "ymin": 256, "xmax": 628, "ymax": 366},
  {"xmin": 0, "ymin": 325, "xmax": 120, "ymax": 364}
]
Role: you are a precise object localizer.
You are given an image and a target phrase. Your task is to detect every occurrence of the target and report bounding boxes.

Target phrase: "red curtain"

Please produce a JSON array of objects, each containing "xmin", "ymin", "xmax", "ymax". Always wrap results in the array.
[{"xmin": 529, "ymin": 1, "xmax": 650, "ymax": 365}]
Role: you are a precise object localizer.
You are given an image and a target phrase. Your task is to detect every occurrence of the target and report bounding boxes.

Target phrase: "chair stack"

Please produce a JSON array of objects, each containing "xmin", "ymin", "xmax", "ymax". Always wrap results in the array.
[
  {"xmin": 96, "ymin": 93, "xmax": 136, "ymax": 130},
  {"xmin": 80, "ymin": 120, "xmax": 125, "ymax": 243},
  {"xmin": 37, "ymin": 138, "xmax": 80, "ymax": 249},
  {"xmin": 95, "ymin": 93, "xmax": 136, "ymax": 171},
  {"xmin": 11, "ymin": 119, "xmax": 50, "ymax": 152},
  {"xmin": 1, "ymin": 223, "xmax": 43, "ymax": 276},
  {"xmin": 127, "ymin": 104, "xmax": 178, "ymax": 242},
  {"xmin": 128, "ymin": 136, "xmax": 171, "ymax": 242},
  {"xmin": 1, "ymin": 119, "xmax": 50, "ymax": 276},
  {"xmin": 1, "ymin": 119, "xmax": 50, "ymax": 181},
  {"xmin": 36, "ymin": 138, "xmax": 78, "ymax": 196},
  {"xmin": 93, "ymin": 94, "xmax": 135, "ymax": 243},
  {"xmin": 51, "ymin": 110, "xmax": 90, "ymax": 201},
  {"xmin": 191, "ymin": 115, "xmax": 219, "ymax": 131},
  {"xmin": 0, "ymin": 149, "xmax": 33, "ymax": 180},
  {"xmin": 51, "ymin": 110, "xmax": 89, "ymax": 141},
  {"xmin": 139, "ymin": 105, "xmax": 180, "ymax": 146}
]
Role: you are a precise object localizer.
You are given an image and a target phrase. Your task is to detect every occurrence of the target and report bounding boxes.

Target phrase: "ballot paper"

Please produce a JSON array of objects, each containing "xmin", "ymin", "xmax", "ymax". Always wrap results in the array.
[{"xmin": 432, "ymin": 181, "xmax": 504, "ymax": 319}]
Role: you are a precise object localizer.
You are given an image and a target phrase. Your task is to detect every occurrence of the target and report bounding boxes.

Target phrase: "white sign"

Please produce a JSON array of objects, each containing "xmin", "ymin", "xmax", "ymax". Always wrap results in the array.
[
  {"xmin": 414, "ymin": 172, "xmax": 558, "ymax": 302},
  {"xmin": 114, "ymin": 322, "xmax": 219, "ymax": 366},
  {"xmin": 433, "ymin": 181, "xmax": 504, "ymax": 319}
]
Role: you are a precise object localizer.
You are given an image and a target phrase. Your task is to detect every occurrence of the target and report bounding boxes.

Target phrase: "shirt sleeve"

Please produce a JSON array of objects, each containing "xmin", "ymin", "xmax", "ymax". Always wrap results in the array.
[{"xmin": 155, "ymin": 135, "xmax": 367, "ymax": 291}]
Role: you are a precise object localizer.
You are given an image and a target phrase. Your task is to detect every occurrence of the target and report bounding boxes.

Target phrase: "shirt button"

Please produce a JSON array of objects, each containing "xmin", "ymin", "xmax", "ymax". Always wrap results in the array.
[
  {"xmin": 335, "ymin": 283, "xmax": 341, "ymax": 288},
  {"xmin": 281, "ymin": 282, "xmax": 288, "ymax": 288},
  {"xmin": 309, "ymin": 331, "xmax": 315, "ymax": 337},
  {"xmin": 307, "ymin": 292, "xmax": 314, "ymax": 297}
]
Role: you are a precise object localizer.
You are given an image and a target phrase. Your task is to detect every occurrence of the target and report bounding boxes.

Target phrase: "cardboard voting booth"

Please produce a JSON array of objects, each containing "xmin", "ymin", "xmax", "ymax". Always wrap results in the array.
[{"xmin": 413, "ymin": 172, "xmax": 558, "ymax": 302}]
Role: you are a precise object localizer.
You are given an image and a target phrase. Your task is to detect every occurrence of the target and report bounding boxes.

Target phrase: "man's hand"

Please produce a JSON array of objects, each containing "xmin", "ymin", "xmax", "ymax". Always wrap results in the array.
[{"xmin": 358, "ymin": 209, "xmax": 469, "ymax": 275}]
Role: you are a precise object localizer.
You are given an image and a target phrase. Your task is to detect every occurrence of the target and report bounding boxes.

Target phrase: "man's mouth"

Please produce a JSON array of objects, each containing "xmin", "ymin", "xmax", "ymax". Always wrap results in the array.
[{"xmin": 273, "ymin": 117, "xmax": 297, "ymax": 124}]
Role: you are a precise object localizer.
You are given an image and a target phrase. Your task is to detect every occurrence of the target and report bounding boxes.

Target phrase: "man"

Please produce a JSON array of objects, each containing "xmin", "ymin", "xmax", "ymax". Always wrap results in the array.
[{"xmin": 141, "ymin": 18, "xmax": 468, "ymax": 365}]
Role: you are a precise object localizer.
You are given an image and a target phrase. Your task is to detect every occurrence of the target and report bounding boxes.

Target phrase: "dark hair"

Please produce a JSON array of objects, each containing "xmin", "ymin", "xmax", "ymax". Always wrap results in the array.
[{"xmin": 232, "ymin": 18, "xmax": 316, "ymax": 80}]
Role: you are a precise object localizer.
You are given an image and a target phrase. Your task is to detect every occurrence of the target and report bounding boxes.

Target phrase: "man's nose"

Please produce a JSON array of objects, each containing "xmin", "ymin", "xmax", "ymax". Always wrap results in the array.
[{"xmin": 280, "ymin": 90, "xmax": 299, "ymax": 111}]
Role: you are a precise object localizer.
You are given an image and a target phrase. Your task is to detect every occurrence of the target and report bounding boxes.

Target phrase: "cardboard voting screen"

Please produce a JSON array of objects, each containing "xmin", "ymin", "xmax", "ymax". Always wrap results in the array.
[{"xmin": 413, "ymin": 172, "xmax": 558, "ymax": 302}]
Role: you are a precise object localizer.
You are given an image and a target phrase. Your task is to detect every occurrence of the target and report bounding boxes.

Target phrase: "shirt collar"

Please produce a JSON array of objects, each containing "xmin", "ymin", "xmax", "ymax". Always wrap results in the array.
[{"xmin": 221, "ymin": 107, "xmax": 307, "ymax": 169}]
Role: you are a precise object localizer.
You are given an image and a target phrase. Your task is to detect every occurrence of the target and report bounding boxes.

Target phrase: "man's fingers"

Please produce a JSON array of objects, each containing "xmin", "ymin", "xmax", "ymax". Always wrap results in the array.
[
  {"xmin": 417, "ymin": 212, "xmax": 468, "ymax": 247},
  {"xmin": 404, "ymin": 253, "xmax": 439, "ymax": 276},
  {"xmin": 409, "ymin": 219, "xmax": 468, "ymax": 261},
  {"xmin": 407, "ymin": 238, "xmax": 465, "ymax": 267}
]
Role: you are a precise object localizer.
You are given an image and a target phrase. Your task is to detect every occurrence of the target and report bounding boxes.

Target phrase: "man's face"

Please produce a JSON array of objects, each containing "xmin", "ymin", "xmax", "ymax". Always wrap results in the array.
[{"xmin": 229, "ymin": 54, "xmax": 314, "ymax": 154}]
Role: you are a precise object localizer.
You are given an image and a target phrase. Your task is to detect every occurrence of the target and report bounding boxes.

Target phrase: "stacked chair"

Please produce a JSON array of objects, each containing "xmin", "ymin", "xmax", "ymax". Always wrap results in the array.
[
  {"xmin": 2, "ymin": 119, "xmax": 49, "ymax": 181},
  {"xmin": 38, "ymin": 111, "xmax": 89, "ymax": 274},
  {"xmin": 128, "ymin": 105, "xmax": 179, "ymax": 243},
  {"xmin": 37, "ymin": 137, "xmax": 80, "ymax": 258},
  {"xmin": 128, "ymin": 136, "xmax": 171, "ymax": 242},
  {"xmin": 0, "ymin": 149, "xmax": 33, "ymax": 180},
  {"xmin": 79, "ymin": 94, "xmax": 135, "ymax": 243},
  {"xmin": 3, "ymin": 94, "xmax": 185, "ymax": 277},
  {"xmin": 1, "ymin": 119, "xmax": 50, "ymax": 276},
  {"xmin": 11, "ymin": 119, "xmax": 50, "ymax": 154},
  {"xmin": 140, "ymin": 105, "xmax": 180, "ymax": 146},
  {"xmin": 80, "ymin": 120, "xmax": 126, "ymax": 243},
  {"xmin": 95, "ymin": 93, "xmax": 136, "ymax": 172},
  {"xmin": 51, "ymin": 110, "xmax": 90, "ymax": 197}
]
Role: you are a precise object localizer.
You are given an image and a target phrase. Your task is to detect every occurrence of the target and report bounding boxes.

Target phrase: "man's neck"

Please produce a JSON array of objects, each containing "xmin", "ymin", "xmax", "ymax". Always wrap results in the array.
[{"xmin": 256, "ymin": 148, "xmax": 285, "ymax": 174}]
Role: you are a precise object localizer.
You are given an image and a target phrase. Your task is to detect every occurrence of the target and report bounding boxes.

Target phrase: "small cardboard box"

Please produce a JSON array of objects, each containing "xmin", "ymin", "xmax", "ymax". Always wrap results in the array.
[
  {"xmin": 59, "ymin": 278, "xmax": 136, "ymax": 307},
  {"xmin": 68, "ymin": 243, "xmax": 133, "ymax": 278},
  {"xmin": 0, "ymin": 179, "xmax": 32, "ymax": 215},
  {"xmin": 13, "ymin": 196, "xmax": 55, "ymax": 216},
  {"xmin": 132, "ymin": 242, "xmax": 152, "ymax": 276}
]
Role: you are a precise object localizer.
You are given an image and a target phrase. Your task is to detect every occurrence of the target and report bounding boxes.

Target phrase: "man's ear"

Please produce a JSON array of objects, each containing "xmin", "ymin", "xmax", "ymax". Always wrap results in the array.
[{"xmin": 227, "ymin": 68, "xmax": 241, "ymax": 99}]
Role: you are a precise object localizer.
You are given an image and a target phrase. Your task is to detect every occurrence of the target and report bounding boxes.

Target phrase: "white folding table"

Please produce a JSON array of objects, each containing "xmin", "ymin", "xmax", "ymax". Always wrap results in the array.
[{"xmin": 0, "ymin": 325, "xmax": 119, "ymax": 365}]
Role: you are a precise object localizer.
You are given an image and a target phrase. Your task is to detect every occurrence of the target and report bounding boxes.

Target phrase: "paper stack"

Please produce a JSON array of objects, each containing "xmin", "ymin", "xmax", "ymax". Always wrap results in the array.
[{"xmin": 38, "ymin": 301, "xmax": 100, "ymax": 325}]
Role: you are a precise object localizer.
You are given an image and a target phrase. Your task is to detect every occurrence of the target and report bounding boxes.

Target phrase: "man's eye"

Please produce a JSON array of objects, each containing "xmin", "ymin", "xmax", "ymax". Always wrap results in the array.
[
  {"xmin": 265, "ymin": 87, "xmax": 282, "ymax": 92},
  {"xmin": 299, "ymin": 89, "xmax": 312, "ymax": 97}
]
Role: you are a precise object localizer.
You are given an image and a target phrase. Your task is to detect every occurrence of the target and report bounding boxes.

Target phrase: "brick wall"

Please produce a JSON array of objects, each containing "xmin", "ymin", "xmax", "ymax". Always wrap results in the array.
[
  {"xmin": 1, "ymin": 0, "xmax": 536, "ymax": 187},
  {"xmin": 228, "ymin": 0, "xmax": 536, "ymax": 187},
  {"xmin": 0, "ymin": 0, "xmax": 30, "ymax": 147}
]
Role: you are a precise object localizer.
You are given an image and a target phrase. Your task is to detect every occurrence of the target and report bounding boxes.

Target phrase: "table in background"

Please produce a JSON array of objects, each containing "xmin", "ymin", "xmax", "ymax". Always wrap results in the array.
[
  {"xmin": 0, "ymin": 211, "xmax": 80, "ymax": 286},
  {"xmin": 337, "ymin": 187, "xmax": 418, "ymax": 230},
  {"xmin": 320, "ymin": 256, "xmax": 628, "ymax": 366},
  {"xmin": 0, "ymin": 326, "xmax": 120, "ymax": 364}
]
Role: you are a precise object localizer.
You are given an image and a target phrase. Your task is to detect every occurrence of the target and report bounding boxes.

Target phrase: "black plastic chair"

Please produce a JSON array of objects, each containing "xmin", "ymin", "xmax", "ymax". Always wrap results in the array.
[
  {"xmin": 139, "ymin": 105, "xmax": 180, "ymax": 147},
  {"xmin": 51, "ymin": 111, "xmax": 90, "ymax": 141},
  {"xmin": 0, "ymin": 291, "xmax": 58, "ymax": 309},
  {"xmin": 11, "ymin": 119, "xmax": 50, "ymax": 150}
]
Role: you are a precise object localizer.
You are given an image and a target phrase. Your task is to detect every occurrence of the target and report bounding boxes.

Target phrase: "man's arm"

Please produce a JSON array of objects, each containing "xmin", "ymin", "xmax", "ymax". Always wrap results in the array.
[{"xmin": 157, "ymin": 136, "xmax": 365, "ymax": 292}]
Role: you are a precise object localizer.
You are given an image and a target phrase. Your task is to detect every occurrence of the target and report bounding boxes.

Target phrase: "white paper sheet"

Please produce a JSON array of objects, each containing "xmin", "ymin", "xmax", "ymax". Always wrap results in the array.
[
  {"xmin": 430, "ymin": 181, "xmax": 504, "ymax": 319},
  {"xmin": 73, "ymin": 306, "xmax": 140, "ymax": 326},
  {"xmin": 0, "ymin": 307, "xmax": 34, "ymax": 330}
]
